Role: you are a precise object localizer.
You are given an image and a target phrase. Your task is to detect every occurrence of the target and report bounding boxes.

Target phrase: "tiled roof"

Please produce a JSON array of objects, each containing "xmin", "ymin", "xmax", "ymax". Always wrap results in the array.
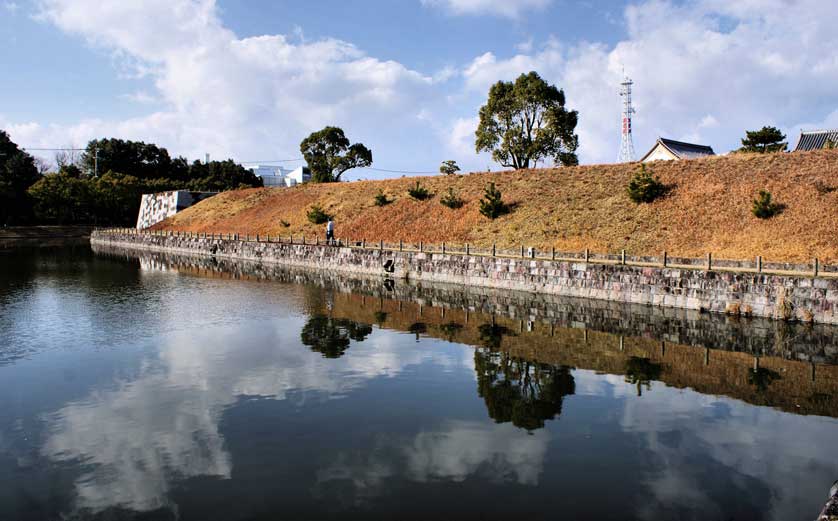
[
  {"xmin": 641, "ymin": 138, "xmax": 715, "ymax": 161},
  {"xmin": 793, "ymin": 130, "xmax": 838, "ymax": 151}
]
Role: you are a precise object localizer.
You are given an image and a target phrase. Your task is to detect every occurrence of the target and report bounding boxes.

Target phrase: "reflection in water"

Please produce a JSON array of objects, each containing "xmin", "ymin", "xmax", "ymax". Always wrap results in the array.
[
  {"xmin": 477, "ymin": 323, "xmax": 516, "ymax": 349},
  {"xmin": 2, "ymin": 247, "xmax": 838, "ymax": 520},
  {"xmin": 625, "ymin": 357, "xmax": 663, "ymax": 397},
  {"xmin": 475, "ymin": 349, "xmax": 575, "ymax": 430},
  {"xmin": 301, "ymin": 315, "xmax": 373, "ymax": 358},
  {"xmin": 748, "ymin": 367, "xmax": 782, "ymax": 392},
  {"xmin": 313, "ymin": 421, "xmax": 549, "ymax": 508}
]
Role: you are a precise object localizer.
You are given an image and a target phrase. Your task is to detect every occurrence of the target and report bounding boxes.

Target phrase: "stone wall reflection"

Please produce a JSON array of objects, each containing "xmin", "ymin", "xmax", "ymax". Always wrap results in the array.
[{"xmin": 94, "ymin": 246, "xmax": 838, "ymax": 418}]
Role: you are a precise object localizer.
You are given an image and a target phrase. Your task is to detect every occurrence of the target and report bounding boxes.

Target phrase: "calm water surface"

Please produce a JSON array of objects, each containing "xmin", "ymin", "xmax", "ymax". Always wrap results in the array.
[{"xmin": 1, "ymin": 247, "xmax": 837, "ymax": 521}]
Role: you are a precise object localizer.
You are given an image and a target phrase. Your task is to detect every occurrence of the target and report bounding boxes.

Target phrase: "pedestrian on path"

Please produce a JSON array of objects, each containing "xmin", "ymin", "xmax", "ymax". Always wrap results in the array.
[{"xmin": 326, "ymin": 219, "xmax": 334, "ymax": 244}]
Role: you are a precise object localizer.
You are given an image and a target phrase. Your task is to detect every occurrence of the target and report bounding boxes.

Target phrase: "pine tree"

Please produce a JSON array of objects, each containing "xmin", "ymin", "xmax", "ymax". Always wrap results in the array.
[{"xmin": 479, "ymin": 182, "xmax": 509, "ymax": 219}]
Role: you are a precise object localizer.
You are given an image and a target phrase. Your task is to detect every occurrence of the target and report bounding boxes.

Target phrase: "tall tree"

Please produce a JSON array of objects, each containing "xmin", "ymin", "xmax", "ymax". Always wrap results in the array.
[
  {"xmin": 81, "ymin": 138, "xmax": 190, "ymax": 180},
  {"xmin": 0, "ymin": 130, "xmax": 40, "ymax": 224},
  {"xmin": 739, "ymin": 126, "xmax": 787, "ymax": 153},
  {"xmin": 300, "ymin": 126, "xmax": 372, "ymax": 182},
  {"xmin": 475, "ymin": 71, "xmax": 579, "ymax": 169},
  {"xmin": 187, "ymin": 159, "xmax": 263, "ymax": 191}
]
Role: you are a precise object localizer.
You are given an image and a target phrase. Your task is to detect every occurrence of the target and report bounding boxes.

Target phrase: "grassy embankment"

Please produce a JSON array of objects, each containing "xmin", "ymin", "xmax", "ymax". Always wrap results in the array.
[{"xmin": 155, "ymin": 150, "xmax": 838, "ymax": 262}]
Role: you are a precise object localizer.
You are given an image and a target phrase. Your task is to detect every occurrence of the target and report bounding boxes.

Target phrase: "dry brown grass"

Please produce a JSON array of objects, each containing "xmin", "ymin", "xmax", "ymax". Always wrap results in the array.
[{"xmin": 155, "ymin": 149, "xmax": 838, "ymax": 262}]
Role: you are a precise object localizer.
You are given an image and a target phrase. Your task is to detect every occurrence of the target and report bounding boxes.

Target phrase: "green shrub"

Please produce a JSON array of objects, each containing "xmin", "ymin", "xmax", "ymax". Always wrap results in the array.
[
  {"xmin": 479, "ymin": 182, "xmax": 509, "ymax": 219},
  {"xmin": 439, "ymin": 187, "xmax": 464, "ymax": 209},
  {"xmin": 306, "ymin": 204, "xmax": 330, "ymax": 224},
  {"xmin": 752, "ymin": 189, "xmax": 782, "ymax": 219},
  {"xmin": 373, "ymin": 190, "xmax": 391, "ymax": 206},
  {"xmin": 407, "ymin": 181, "xmax": 431, "ymax": 200},
  {"xmin": 627, "ymin": 164, "xmax": 666, "ymax": 203}
]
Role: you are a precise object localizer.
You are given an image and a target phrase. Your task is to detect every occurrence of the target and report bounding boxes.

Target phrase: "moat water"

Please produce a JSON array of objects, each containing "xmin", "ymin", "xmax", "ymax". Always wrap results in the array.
[{"xmin": 1, "ymin": 246, "xmax": 837, "ymax": 521}]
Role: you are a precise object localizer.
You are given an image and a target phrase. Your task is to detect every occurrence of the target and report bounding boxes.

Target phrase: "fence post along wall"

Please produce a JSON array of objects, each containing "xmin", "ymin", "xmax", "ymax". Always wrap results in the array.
[{"xmin": 91, "ymin": 228, "xmax": 838, "ymax": 325}]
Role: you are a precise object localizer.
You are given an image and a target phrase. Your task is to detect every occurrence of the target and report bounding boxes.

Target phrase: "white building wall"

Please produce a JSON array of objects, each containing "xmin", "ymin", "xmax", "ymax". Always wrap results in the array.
[{"xmin": 642, "ymin": 144, "xmax": 678, "ymax": 162}]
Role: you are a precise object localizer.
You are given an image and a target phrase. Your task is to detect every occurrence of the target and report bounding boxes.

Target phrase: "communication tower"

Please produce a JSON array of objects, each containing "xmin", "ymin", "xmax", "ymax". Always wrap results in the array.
[{"xmin": 619, "ymin": 75, "xmax": 636, "ymax": 162}]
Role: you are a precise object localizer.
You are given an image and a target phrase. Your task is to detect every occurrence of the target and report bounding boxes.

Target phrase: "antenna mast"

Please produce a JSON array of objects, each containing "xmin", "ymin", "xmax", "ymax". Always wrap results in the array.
[{"xmin": 618, "ymin": 74, "xmax": 636, "ymax": 162}]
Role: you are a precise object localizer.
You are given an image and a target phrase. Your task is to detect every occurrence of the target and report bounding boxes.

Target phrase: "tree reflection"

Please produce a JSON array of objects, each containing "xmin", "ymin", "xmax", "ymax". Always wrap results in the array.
[
  {"xmin": 408, "ymin": 322, "xmax": 427, "ymax": 341},
  {"xmin": 625, "ymin": 357, "xmax": 662, "ymax": 396},
  {"xmin": 748, "ymin": 367, "xmax": 781, "ymax": 392},
  {"xmin": 474, "ymin": 348, "xmax": 575, "ymax": 431},
  {"xmin": 440, "ymin": 321, "xmax": 463, "ymax": 342},
  {"xmin": 300, "ymin": 315, "xmax": 373, "ymax": 358},
  {"xmin": 477, "ymin": 323, "xmax": 515, "ymax": 349}
]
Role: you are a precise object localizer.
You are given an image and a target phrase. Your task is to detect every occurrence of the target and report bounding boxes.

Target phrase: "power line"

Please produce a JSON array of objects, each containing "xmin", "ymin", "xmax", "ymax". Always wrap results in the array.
[
  {"xmin": 20, "ymin": 148, "xmax": 444, "ymax": 175},
  {"xmin": 22, "ymin": 147, "xmax": 86, "ymax": 151},
  {"xmin": 238, "ymin": 158, "xmax": 304, "ymax": 164},
  {"xmin": 360, "ymin": 167, "xmax": 438, "ymax": 175}
]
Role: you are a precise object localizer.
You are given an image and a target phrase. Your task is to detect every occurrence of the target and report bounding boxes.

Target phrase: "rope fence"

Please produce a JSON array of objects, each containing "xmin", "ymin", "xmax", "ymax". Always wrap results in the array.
[{"xmin": 94, "ymin": 227, "xmax": 834, "ymax": 279}]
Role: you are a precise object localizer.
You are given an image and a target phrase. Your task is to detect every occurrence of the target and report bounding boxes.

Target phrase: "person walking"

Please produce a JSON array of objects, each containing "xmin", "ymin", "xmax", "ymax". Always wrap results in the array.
[{"xmin": 325, "ymin": 219, "xmax": 334, "ymax": 245}]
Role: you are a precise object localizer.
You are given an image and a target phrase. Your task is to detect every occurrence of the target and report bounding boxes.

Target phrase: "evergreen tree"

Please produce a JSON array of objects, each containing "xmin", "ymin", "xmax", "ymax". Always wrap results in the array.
[
  {"xmin": 0, "ymin": 130, "xmax": 40, "ymax": 224},
  {"xmin": 475, "ymin": 71, "xmax": 579, "ymax": 169},
  {"xmin": 739, "ymin": 126, "xmax": 787, "ymax": 153},
  {"xmin": 479, "ymin": 182, "xmax": 509, "ymax": 219}
]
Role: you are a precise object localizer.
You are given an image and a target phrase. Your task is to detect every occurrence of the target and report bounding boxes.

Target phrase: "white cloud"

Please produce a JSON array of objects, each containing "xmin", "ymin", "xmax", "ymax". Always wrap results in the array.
[
  {"xmin": 421, "ymin": 0, "xmax": 551, "ymax": 19},
  {"xmin": 9, "ymin": 0, "xmax": 838, "ymax": 172},
  {"xmin": 20, "ymin": 0, "xmax": 436, "ymax": 171},
  {"xmin": 119, "ymin": 90, "xmax": 158, "ymax": 104},
  {"xmin": 453, "ymin": 0, "xmax": 838, "ymax": 164},
  {"xmin": 4, "ymin": 1, "xmax": 18, "ymax": 12}
]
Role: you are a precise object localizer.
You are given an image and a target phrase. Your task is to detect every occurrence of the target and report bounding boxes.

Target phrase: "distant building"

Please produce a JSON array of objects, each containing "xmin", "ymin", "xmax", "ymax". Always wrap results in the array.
[
  {"xmin": 792, "ymin": 129, "xmax": 838, "ymax": 151},
  {"xmin": 641, "ymin": 138, "xmax": 715, "ymax": 162},
  {"xmin": 248, "ymin": 165, "xmax": 311, "ymax": 187}
]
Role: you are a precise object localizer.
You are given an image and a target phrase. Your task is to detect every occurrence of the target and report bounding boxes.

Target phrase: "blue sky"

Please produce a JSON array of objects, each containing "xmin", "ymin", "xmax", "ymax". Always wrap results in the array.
[{"xmin": 3, "ymin": 0, "xmax": 838, "ymax": 178}]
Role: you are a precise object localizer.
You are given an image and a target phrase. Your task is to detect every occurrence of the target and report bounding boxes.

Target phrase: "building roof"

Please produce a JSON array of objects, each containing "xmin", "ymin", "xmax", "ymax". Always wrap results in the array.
[
  {"xmin": 793, "ymin": 129, "xmax": 838, "ymax": 151},
  {"xmin": 640, "ymin": 137, "xmax": 715, "ymax": 161}
]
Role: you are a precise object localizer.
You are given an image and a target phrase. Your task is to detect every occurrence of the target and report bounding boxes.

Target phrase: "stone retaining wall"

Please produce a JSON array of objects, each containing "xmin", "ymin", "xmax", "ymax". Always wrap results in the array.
[{"xmin": 91, "ymin": 230, "xmax": 838, "ymax": 325}]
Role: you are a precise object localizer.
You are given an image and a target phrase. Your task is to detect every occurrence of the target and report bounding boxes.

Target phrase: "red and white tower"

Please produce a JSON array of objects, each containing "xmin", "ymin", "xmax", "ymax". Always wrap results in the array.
[{"xmin": 618, "ymin": 75, "xmax": 636, "ymax": 162}]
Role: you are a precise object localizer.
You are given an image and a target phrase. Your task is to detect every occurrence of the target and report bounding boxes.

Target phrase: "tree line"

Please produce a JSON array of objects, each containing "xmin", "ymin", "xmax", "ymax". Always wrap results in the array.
[{"xmin": 0, "ymin": 133, "xmax": 262, "ymax": 226}]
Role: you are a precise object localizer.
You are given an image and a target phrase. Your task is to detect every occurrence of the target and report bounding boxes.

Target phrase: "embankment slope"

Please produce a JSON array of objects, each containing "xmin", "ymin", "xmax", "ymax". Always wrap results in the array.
[{"xmin": 155, "ymin": 150, "xmax": 838, "ymax": 262}]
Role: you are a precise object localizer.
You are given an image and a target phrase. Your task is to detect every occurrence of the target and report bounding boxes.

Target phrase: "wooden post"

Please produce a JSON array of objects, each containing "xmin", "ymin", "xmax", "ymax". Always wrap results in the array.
[
  {"xmin": 814, "ymin": 257, "xmax": 819, "ymax": 277},
  {"xmin": 707, "ymin": 252, "xmax": 712, "ymax": 271},
  {"xmin": 362, "ymin": 238, "xmax": 366, "ymax": 248},
  {"xmin": 530, "ymin": 247, "xmax": 535, "ymax": 259},
  {"xmin": 551, "ymin": 246, "xmax": 555, "ymax": 260},
  {"xmin": 619, "ymin": 336, "xmax": 624, "ymax": 351},
  {"xmin": 705, "ymin": 347, "xmax": 710, "ymax": 366},
  {"xmin": 492, "ymin": 243, "xmax": 496, "ymax": 257},
  {"xmin": 466, "ymin": 243, "xmax": 470, "ymax": 255},
  {"xmin": 662, "ymin": 251, "xmax": 667, "ymax": 268},
  {"xmin": 521, "ymin": 245, "xmax": 525, "ymax": 258},
  {"xmin": 756, "ymin": 255, "xmax": 762, "ymax": 273},
  {"xmin": 419, "ymin": 241, "xmax": 423, "ymax": 252},
  {"xmin": 621, "ymin": 249, "xmax": 626, "ymax": 265},
  {"xmin": 442, "ymin": 242, "xmax": 446, "ymax": 254},
  {"xmin": 379, "ymin": 239, "xmax": 383, "ymax": 250},
  {"xmin": 584, "ymin": 248, "xmax": 589, "ymax": 262},
  {"xmin": 399, "ymin": 239, "xmax": 403, "ymax": 251}
]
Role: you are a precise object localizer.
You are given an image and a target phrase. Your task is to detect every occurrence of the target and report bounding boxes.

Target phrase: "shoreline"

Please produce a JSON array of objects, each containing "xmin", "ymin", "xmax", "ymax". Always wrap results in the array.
[{"xmin": 91, "ymin": 229, "xmax": 838, "ymax": 325}]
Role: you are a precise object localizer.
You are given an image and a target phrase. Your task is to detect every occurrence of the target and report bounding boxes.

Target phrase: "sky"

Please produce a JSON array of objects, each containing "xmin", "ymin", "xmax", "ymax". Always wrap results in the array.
[{"xmin": 2, "ymin": 0, "xmax": 838, "ymax": 179}]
